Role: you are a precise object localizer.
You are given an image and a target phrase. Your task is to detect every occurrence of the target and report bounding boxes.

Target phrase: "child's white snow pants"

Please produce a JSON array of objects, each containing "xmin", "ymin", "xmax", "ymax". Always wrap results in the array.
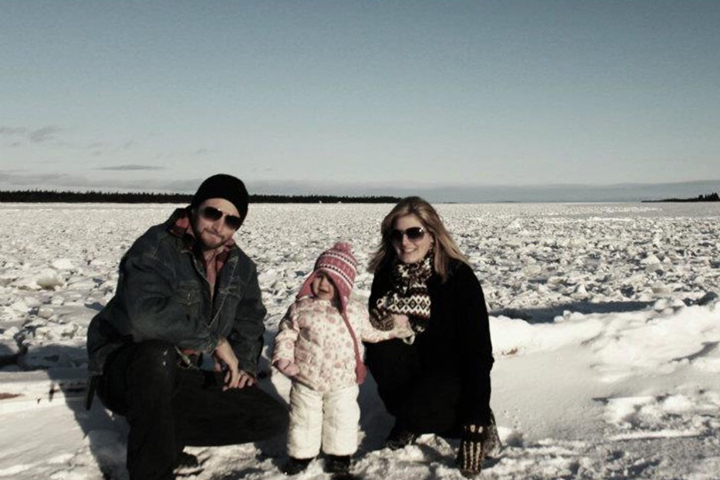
[{"xmin": 287, "ymin": 382, "xmax": 360, "ymax": 458}]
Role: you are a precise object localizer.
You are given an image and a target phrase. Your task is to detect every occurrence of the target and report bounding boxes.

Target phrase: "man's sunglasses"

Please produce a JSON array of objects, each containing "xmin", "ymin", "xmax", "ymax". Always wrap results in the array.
[
  {"xmin": 389, "ymin": 227, "xmax": 426, "ymax": 243},
  {"xmin": 199, "ymin": 206, "xmax": 243, "ymax": 230}
]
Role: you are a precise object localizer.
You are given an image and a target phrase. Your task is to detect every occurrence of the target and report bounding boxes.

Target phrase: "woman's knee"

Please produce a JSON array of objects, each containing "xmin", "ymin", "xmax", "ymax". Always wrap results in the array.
[{"xmin": 397, "ymin": 376, "xmax": 462, "ymax": 434}]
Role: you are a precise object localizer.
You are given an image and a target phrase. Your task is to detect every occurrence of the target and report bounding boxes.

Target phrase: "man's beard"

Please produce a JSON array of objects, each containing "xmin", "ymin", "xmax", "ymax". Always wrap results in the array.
[{"xmin": 199, "ymin": 229, "xmax": 226, "ymax": 250}]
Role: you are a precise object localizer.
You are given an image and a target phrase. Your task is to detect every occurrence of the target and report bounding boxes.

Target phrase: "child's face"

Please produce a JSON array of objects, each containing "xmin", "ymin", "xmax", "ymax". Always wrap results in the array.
[{"xmin": 311, "ymin": 271, "xmax": 336, "ymax": 301}]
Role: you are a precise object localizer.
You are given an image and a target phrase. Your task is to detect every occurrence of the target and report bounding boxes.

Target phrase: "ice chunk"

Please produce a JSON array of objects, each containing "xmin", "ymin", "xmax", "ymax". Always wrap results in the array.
[
  {"xmin": 0, "ymin": 339, "xmax": 21, "ymax": 357},
  {"xmin": 24, "ymin": 297, "xmax": 42, "ymax": 309},
  {"xmin": 0, "ymin": 326, "xmax": 20, "ymax": 340},
  {"xmin": 51, "ymin": 259, "xmax": 75, "ymax": 270},
  {"xmin": 506, "ymin": 219, "xmax": 523, "ymax": 231},
  {"xmin": 258, "ymin": 269, "xmax": 279, "ymax": 284},
  {"xmin": 35, "ymin": 269, "xmax": 65, "ymax": 290},
  {"xmin": 641, "ymin": 254, "xmax": 661, "ymax": 265},
  {"xmin": 50, "ymin": 295, "xmax": 65, "ymax": 306},
  {"xmin": 652, "ymin": 282, "xmax": 670, "ymax": 295},
  {"xmin": 524, "ymin": 264, "xmax": 542, "ymax": 276},
  {"xmin": 9, "ymin": 300, "xmax": 30, "ymax": 314}
]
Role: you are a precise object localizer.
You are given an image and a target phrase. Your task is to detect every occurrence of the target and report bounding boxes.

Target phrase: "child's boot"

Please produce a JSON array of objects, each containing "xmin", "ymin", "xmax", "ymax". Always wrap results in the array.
[
  {"xmin": 281, "ymin": 457, "xmax": 313, "ymax": 475},
  {"xmin": 383, "ymin": 425, "xmax": 418, "ymax": 450},
  {"xmin": 324, "ymin": 455, "xmax": 351, "ymax": 474}
]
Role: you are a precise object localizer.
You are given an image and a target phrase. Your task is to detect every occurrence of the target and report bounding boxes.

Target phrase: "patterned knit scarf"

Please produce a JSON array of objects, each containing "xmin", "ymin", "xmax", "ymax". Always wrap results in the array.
[{"xmin": 370, "ymin": 253, "xmax": 433, "ymax": 333}]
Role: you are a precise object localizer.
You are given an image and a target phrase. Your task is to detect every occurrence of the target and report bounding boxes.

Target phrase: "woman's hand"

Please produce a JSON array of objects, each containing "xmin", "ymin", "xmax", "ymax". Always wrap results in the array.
[
  {"xmin": 457, "ymin": 424, "xmax": 487, "ymax": 477},
  {"xmin": 392, "ymin": 314, "xmax": 410, "ymax": 329},
  {"xmin": 274, "ymin": 359, "xmax": 300, "ymax": 377},
  {"xmin": 391, "ymin": 314, "xmax": 415, "ymax": 340},
  {"xmin": 456, "ymin": 421, "xmax": 502, "ymax": 477}
]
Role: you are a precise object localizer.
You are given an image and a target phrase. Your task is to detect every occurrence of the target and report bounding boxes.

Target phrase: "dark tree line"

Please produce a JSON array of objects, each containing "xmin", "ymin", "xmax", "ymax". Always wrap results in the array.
[
  {"xmin": 645, "ymin": 192, "xmax": 720, "ymax": 203},
  {"xmin": 0, "ymin": 189, "xmax": 401, "ymax": 204}
]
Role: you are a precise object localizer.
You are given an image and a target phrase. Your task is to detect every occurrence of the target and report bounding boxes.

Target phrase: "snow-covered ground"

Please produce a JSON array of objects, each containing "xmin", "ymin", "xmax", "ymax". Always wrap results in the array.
[{"xmin": 1, "ymin": 202, "xmax": 719, "ymax": 480}]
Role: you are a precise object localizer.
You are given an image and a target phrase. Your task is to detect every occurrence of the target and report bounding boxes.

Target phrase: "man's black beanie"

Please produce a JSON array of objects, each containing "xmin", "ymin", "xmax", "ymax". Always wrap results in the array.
[{"xmin": 190, "ymin": 174, "xmax": 249, "ymax": 224}]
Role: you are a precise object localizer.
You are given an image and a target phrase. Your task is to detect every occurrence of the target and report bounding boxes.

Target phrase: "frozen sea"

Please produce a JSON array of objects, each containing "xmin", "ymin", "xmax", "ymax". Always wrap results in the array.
[{"xmin": 1, "ymin": 202, "xmax": 719, "ymax": 479}]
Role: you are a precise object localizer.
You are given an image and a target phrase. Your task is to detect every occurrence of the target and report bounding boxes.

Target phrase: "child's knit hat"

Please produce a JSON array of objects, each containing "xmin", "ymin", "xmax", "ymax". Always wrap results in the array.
[{"xmin": 297, "ymin": 242, "xmax": 358, "ymax": 313}]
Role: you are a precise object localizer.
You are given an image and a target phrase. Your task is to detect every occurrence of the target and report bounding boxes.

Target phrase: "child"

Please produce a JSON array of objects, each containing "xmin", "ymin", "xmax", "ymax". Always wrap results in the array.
[{"xmin": 272, "ymin": 242, "xmax": 411, "ymax": 477}]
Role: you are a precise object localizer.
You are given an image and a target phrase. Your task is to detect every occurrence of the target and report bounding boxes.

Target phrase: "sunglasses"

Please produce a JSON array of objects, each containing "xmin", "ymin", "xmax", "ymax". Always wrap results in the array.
[
  {"xmin": 199, "ymin": 206, "xmax": 243, "ymax": 230},
  {"xmin": 390, "ymin": 227, "xmax": 426, "ymax": 243}
]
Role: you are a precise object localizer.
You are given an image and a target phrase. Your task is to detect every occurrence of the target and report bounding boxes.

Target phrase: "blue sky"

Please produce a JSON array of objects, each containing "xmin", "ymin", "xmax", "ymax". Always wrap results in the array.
[{"xmin": 1, "ymin": 0, "xmax": 719, "ymax": 201}]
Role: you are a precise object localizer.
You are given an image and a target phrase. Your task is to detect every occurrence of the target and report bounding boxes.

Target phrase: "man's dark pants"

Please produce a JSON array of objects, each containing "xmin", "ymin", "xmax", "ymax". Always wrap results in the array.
[{"xmin": 96, "ymin": 340, "xmax": 289, "ymax": 480}]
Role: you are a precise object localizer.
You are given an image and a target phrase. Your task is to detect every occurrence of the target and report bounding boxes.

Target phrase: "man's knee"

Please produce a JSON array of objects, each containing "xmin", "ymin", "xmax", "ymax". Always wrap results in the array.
[
  {"xmin": 195, "ymin": 389, "xmax": 289, "ymax": 445},
  {"xmin": 263, "ymin": 392, "xmax": 290, "ymax": 434},
  {"xmin": 127, "ymin": 341, "xmax": 178, "ymax": 391}
]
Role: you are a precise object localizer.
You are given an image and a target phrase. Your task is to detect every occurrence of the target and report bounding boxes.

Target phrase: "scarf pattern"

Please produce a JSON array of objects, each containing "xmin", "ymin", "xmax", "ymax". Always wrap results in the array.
[{"xmin": 370, "ymin": 254, "xmax": 433, "ymax": 334}]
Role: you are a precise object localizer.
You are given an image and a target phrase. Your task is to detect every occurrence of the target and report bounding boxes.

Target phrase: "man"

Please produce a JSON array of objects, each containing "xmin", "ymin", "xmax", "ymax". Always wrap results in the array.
[{"xmin": 87, "ymin": 174, "xmax": 288, "ymax": 480}]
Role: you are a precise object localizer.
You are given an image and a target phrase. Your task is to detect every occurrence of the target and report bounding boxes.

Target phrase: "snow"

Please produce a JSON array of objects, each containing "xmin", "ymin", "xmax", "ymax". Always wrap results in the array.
[{"xmin": 1, "ymin": 202, "xmax": 719, "ymax": 479}]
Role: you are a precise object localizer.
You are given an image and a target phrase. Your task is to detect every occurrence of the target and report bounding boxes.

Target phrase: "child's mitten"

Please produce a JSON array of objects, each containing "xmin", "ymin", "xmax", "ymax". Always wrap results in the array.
[{"xmin": 274, "ymin": 359, "xmax": 300, "ymax": 377}]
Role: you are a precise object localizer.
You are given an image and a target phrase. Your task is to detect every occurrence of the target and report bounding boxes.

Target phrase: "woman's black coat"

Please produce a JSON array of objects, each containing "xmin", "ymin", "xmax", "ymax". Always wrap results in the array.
[{"xmin": 365, "ymin": 259, "xmax": 494, "ymax": 430}]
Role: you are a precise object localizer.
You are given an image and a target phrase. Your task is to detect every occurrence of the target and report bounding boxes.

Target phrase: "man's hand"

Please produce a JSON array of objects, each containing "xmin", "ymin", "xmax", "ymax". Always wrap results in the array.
[
  {"xmin": 236, "ymin": 370, "xmax": 255, "ymax": 389},
  {"xmin": 213, "ymin": 337, "xmax": 255, "ymax": 390}
]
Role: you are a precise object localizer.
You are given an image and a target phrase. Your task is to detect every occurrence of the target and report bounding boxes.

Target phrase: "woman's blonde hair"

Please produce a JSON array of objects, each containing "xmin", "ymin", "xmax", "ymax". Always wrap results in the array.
[{"xmin": 368, "ymin": 196, "xmax": 469, "ymax": 281}]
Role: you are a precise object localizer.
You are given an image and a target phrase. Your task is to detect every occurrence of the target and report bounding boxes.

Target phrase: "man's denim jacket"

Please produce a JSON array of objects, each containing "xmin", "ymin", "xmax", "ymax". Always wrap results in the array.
[{"xmin": 86, "ymin": 210, "xmax": 267, "ymax": 376}]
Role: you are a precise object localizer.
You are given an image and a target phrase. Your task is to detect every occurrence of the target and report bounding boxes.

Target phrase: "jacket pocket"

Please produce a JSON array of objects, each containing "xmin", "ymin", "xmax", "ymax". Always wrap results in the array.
[
  {"xmin": 222, "ymin": 283, "xmax": 244, "ymax": 301},
  {"xmin": 176, "ymin": 281, "xmax": 203, "ymax": 307}
]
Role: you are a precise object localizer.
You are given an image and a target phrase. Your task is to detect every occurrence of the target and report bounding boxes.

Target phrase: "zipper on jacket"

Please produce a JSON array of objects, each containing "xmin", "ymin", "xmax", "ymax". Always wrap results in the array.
[
  {"xmin": 185, "ymin": 250, "xmax": 214, "ymax": 324},
  {"xmin": 185, "ymin": 248, "xmax": 240, "ymax": 330},
  {"xmin": 207, "ymin": 255, "xmax": 239, "ymax": 329}
]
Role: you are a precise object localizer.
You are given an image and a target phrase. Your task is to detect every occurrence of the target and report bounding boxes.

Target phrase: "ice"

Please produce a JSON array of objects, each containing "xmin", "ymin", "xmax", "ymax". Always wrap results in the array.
[
  {"xmin": 51, "ymin": 259, "xmax": 75, "ymax": 271},
  {"xmin": 1, "ymin": 202, "xmax": 719, "ymax": 479},
  {"xmin": 0, "ymin": 339, "xmax": 21, "ymax": 359},
  {"xmin": 8, "ymin": 299, "xmax": 31, "ymax": 314},
  {"xmin": 641, "ymin": 254, "xmax": 661, "ymax": 265}
]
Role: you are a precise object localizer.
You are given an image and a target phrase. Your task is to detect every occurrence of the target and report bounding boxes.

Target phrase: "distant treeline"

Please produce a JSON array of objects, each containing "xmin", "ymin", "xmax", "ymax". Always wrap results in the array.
[
  {"xmin": 0, "ymin": 190, "xmax": 402, "ymax": 204},
  {"xmin": 644, "ymin": 192, "xmax": 720, "ymax": 203}
]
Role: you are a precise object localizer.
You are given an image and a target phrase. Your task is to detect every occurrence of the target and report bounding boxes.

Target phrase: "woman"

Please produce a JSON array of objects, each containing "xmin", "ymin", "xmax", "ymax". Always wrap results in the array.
[{"xmin": 364, "ymin": 197, "xmax": 499, "ymax": 477}]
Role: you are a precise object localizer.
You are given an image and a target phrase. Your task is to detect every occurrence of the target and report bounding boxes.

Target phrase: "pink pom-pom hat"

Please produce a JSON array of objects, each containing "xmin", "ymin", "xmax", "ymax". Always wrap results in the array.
[{"xmin": 297, "ymin": 241, "xmax": 358, "ymax": 314}]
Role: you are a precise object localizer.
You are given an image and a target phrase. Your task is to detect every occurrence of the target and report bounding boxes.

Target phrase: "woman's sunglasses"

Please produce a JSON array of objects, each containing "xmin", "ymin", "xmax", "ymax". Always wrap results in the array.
[
  {"xmin": 199, "ymin": 206, "xmax": 242, "ymax": 230},
  {"xmin": 389, "ymin": 227, "xmax": 426, "ymax": 243}
]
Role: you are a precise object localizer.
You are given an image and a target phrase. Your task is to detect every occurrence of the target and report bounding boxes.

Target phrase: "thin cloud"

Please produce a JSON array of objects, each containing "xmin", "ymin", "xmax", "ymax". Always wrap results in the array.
[
  {"xmin": 0, "ymin": 127, "xmax": 27, "ymax": 136},
  {"xmin": 97, "ymin": 165, "xmax": 165, "ymax": 171},
  {"xmin": 0, "ymin": 172, "xmax": 70, "ymax": 185},
  {"xmin": 0, "ymin": 172, "xmax": 187, "ymax": 193},
  {"xmin": 28, "ymin": 126, "xmax": 62, "ymax": 143},
  {"xmin": 0, "ymin": 125, "xmax": 64, "ymax": 145}
]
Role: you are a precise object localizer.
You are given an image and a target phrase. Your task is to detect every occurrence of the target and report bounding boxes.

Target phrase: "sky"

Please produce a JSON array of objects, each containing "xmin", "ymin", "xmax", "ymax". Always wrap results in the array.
[{"xmin": 1, "ymin": 0, "xmax": 719, "ymax": 201}]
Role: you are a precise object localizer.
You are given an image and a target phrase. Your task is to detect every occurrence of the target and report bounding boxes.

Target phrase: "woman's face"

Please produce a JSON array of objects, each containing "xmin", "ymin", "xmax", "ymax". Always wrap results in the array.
[{"xmin": 391, "ymin": 214, "xmax": 434, "ymax": 264}]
